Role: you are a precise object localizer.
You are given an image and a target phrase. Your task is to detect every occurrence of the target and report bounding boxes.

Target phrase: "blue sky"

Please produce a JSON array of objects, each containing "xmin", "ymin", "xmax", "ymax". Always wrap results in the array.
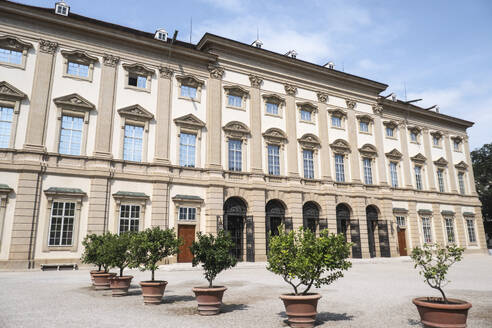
[{"xmin": 14, "ymin": 0, "xmax": 492, "ymax": 149}]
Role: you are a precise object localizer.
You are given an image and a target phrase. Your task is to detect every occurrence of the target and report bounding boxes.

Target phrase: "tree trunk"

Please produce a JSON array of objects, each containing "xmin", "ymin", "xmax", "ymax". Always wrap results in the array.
[
  {"xmin": 152, "ymin": 270, "xmax": 155, "ymax": 281},
  {"xmin": 120, "ymin": 267, "xmax": 123, "ymax": 277}
]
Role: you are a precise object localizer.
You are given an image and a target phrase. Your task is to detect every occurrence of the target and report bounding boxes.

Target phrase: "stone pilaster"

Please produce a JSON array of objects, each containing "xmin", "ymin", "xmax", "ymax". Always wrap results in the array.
[
  {"xmin": 423, "ymin": 128, "xmax": 436, "ymax": 190},
  {"xmin": 249, "ymin": 75, "xmax": 263, "ymax": 174},
  {"xmin": 372, "ymin": 105, "xmax": 388, "ymax": 185},
  {"xmin": 353, "ymin": 197, "xmax": 370, "ymax": 258},
  {"xmin": 399, "ymin": 122, "xmax": 413, "ymax": 187},
  {"xmin": 284, "ymin": 84, "xmax": 299, "ymax": 177},
  {"xmin": 317, "ymin": 92, "xmax": 332, "ymax": 181},
  {"xmin": 463, "ymin": 136, "xmax": 477, "ymax": 195},
  {"xmin": 93, "ymin": 54, "xmax": 119, "ymax": 158},
  {"xmin": 453, "ymin": 205, "xmax": 466, "ymax": 247},
  {"xmin": 205, "ymin": 63, "xmax": 224, "ymax": 170},
  {"xmin": 24, "ymin": 40, "xmax": 58, "ymax": 151},
  {"xmin": 205, "ymin": 185, "xmax": 224, "ymax": 234},
  {"xmin": 408, "ymin": 200, "xmax": 420, "ymax": 248},
  {"xmin": 346, "ymin": 99, "xmax": 361, "ymax": 183},
  {"xmin": 288, "ymin": 192, "xmax": 303, "ymax": 230},
  {"xmin": 443, "ymin": 133, "xmax": 458, "ymax": 193},
  {"xmin": 249, "ymin": 188, "xmax": 266, "ymax": 261},
  {"xmin": 473, "ymin": 208, "xmax": 487, "ymax": 250},
  {"xmin": 154, "ymin": 66, "xmax": 174, "ymax": 164},
  {"xmin": 432, "ymin": 203, "xmax": 444, "ymax": 243},
  {"xmin": 151, "ymin": 182, "xmax": 169, "ymax": 228},
  {"xmin": 87, "ymin": 177, "xmax": 110, "ymax": 234},
  {"xmin": 381, "ymin": 198, "xmax": 398, "ymax": 257}
]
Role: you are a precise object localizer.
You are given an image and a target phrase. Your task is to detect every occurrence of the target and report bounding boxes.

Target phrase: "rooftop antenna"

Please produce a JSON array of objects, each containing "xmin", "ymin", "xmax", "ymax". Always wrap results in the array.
[
  {"xmin": 404, "ymin": 99, "xmax": 422, "ymax": 104},
  {"xmin": 403, "ymin": 81, "xmax": 407, "ymax": 101},
  {"xmin": 168, "ymin": 30, "xmax": 179, "ymax": 61},
  {"xmin": 190, "ymin": 17, "xmax": 192, "ymax": 44}
]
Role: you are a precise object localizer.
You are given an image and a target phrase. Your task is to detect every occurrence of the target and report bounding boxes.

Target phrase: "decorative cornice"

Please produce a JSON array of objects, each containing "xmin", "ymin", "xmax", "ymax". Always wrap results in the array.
[
  {"xmin": 208, "ymin": 63, "xmax": 225, "ymax": 79},
  {"xmin": 176, "ymin": 74, "xmax": 205, "ymax": 87},
  {"xmin": 455, "ymin": 161, "xmax": 468, "ymax": 170},
  {"xmin": 262, "ymin": 128, "xmax": 288, "ymax": 143},
  {"xmin": 284, "ymin": 83, "xmax": 297, "ymax": 96},
  {"xmin": 60, "ymin": 49, "xmax": 98, "ymax": 64},
  {"xmin": 297, "ymin": 102, "xmax": 318, "ymax": 113},
  {"xmin": 103, "ymin": 53, "xmax": 120, "ymax": 67},
  {"xmin": 39, "ymin": 39, "xmax": 58, "ymax": 54},
  {"xmin": 174, "ymin": 113, "xmax": 206, "ymax": 129},
  {"xmin": 372, "ymin": 104, "xmax": 383, "ymax": 115},
  {"xmin": 158, "ymin": 66, "xmax": 174, "ymax": 79},
  {"xmin": 451, "ymin": 135, "xmax": 464, "ymax": 142},
  {"xmin": 359, "ymin": 144, "xmax": 378, "ymax": 158},
  {"xmin": 53, "ymin": 93, "xmax": 95, "ymax": 111},
  {"xmin": 0, "ymin": 35, "xmax": 33, "ymax": 51},
  {"xmin": 330, "ymin": 139, "xmax": 351, "ymax": 154},
  {"xmin": 117, "ymin": 104, "xmax": 154, "ymax": 121},
  {"xmin": 433, "ymin": 157, "xmax": 448, "ymax": 167},
  {"xmin": 224, "ymin": 85, "xmax": 249, "ymax": 96},
  {"xmin": 385, "ymin": 148, "xmax": 403, "ymax": 161},
  {"xmin": 430, "ymin": 131, "xmax": 443, "ymax": 138},
  {"xmin": 356, "ymin": 114, "xmax": 373, "ymax": 122},
  {"xmin": 0, "ymin": 81, "xmax": 27, "ymax": 100},
  {"xmin": 262, "ymin": 93, "xmax": 285, "ymax": 104},
  {"xmin": 383, "ymin": 120, "xmax": 398, "ymax": 129},
  {"xmin": 398, "ymin": 120, "xmax": 407, "ymax": 128},
  {"xmin": 122, "ymin": 63, "xmax": 155, "ymax": 76},
  {"xmin": 316, "ymin": 91, "xmax": 329, "ymax": 103},
  {"xmin": 328, "ymin": 108, "xmax": 347, "ymax": 117},
  {"xmin": 410, "ymin": 153, "xmax": 427, "ymax": 164},
  {"xmin": 345, "ymin": 99, "xmax": 356, "ymax": 109},
  {"xmin": 298, "ymin": 133, "xmax": 321, "ymax": 149},
  {"xmin": 223, "ymin": 121, "xmax": 250, "ymax": 137},
  {"xmin": 249, "ymin": 74, "xmax": 263, "ymax": 88}
]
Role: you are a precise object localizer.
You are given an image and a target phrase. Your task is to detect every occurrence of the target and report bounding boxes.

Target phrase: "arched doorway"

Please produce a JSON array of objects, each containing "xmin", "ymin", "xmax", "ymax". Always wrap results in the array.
[
  {"xmin": 337, "ymin": 204, "xmax": 362, "ymax": 258},
  {"xmin": 366, "ymin": 205, "xmax": 378, "ymax": 258},
  {"xmin": 224, "ymin": 197, "xmax": 247, "ymax": 261},
  {"xmin": 265, "ymin": 200, "xmax": 288, "ymax": 253},
  {"xmin": 336, "ymin": 204, "xmax": 350, "ymax": 236},
  {"xmin": 303, "ymin": 202, "xmax": 319, "ymax": 233}
]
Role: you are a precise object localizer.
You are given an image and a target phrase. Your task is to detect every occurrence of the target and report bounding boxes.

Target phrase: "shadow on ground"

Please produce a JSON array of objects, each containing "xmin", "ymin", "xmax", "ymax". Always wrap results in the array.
[
  {"xmin": 222, "ymin": 303, "xmax": 249, "ymax": 313},
  {"xmin": 277, "ymin": 311, "xmax": 354, "ymax": 326},
  {"xmin": 162, "ymin": 295, "xmax": 195, "ymax": 304},
  {"xmin": 407, "ymin": 318, "xmax": 423, "ymax": 326}
]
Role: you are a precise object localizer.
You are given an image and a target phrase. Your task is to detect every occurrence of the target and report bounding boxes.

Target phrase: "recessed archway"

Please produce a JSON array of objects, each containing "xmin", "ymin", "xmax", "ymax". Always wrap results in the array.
[{"xmin": 303, "ymin": 201, "xmax": 320, "ymax": 233}]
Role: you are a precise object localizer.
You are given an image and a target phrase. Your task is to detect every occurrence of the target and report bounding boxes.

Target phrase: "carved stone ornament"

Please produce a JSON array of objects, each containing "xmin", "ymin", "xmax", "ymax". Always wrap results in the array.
[
  {"xmin": 0, "ymin": 35, "xmax": 33, "ymax": 51},
  {"xmin": 328, "ymin": 108, "xmax": 347, "ymax": 117},
  {"xmin": 174, "ymin": 113, "xmax": 206, "ymax": 129},
  {"xmin": 224, "ymin": 85, "xmax": 249, "ymax": 97},
  {"xmin": 345, "ymin": 99, "xmax": 356, "ymax": 109},
  {"xmin": 158, "ymin": 66, "xmax": 174, "ymax": 79},
  {"xmin": 359, "ymin": 144, "xmax": 378, "ymax": 158},
  {"xmin": 451, "ymin": 135, "xmax": 463, "ymax": 143},
  {"xmin": 284, "ymin": 83, "xmax": 297, "ymax": 96},
  {"xmin": 356, "ymin": 114, "xmax": 373, "ymax": 122},
  {"xmin": 330, "ymin": 139, "xmax": 351, "ymax": 154},
  {"xmin": 398, "ymin": 120, "xmax": 407, "ymax": 128},
  {"xmin": 385, "ymin": 148, "xmax": 403, "ymax": 160},
  {"xmin": 383, "ymin": 120, "xmax": 398, "ymax": 129},
  {"xmin": 298, "ymin": 133, "xmax": 321, "ymax": 149},
  {"xmin": 433, "ymin": 157, "xmax": 448, "ymax": 167},
  {"xmin": 176, "ymin": 75, "xmax": 204, "ymax": 87},
  {"xmin": 39, "ymin": 39, "xmax": 58, "ymax": 54},
  {"xmin": 103, "ymin": 54, "xmax": 120, "ymax": 67},
  {"xmin": 117, "ymin": 104, "xmax": 154, "ymax": 121},
  {"xmin": 297, "ymin": 102, "xmax": 318, "ymax": 113},
  {"xmin": 223, "ymin": 121, "xmax": 250, "ymax": 137},
  {"xmin": 316, "ymin": 91, "xmax": 329, "ymax": 103},
  {"xmin": 262, "ymin": 93, "xmax": 285, "ymax": 105},
  {"xmin": 53, "ymin": 93, "xmax": 95, "ymax": 111},
  {"xmin": 430, "ymin": 131, "xmax": 443, "ymax": 138},
  {"xmin": 263, "ymin": 128, "xmax": 288, "ymax": 144},
  {"xmin": 61, "ymin": 49, "xmax": 98, "ymax": 64},
  {"xmin": 454, "ymin": 161, "xmax": 468, "ymax": 170},
  {"xmin": 0, "ymin": 81, "xmax": 27, "ymax": 100},
  {"xmin": 408, "ymin": 126, "xmax": 421, "ymax": 134},
  {"xmin": 249, "ymin": 74, "xmax": 263, "ymax": 88},
  {"xmin": 410, "ymin": 153, "xmax": 427, "ymax": 164},
  {"xmin": 122, "ymin": 63, "xmax": 155, "ymax": 76},
  {"xmin": 372, "ymin": 104, "xmax": 383, "ymax": 115},
  {"xmin": 208, "ymin": 63, "xmax": 225, "ymax": 79}
]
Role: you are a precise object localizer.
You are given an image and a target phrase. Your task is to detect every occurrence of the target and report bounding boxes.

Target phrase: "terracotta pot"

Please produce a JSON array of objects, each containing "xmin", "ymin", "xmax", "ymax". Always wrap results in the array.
[
  {"xmin": 413, "ymin": 297, "xmax": 472, "ymax": 328},
  {"xmin": 90, "ymin": 270, "xmax": 105, "ymax": 285},
  {"xmin": 140, "ymin": 281, "xmax": 167, "ymax": 305},
  {"xmin": 192, "ymin": 286, "xmax": 227, "ymax": 315},
  {"xmin": 280, "ymin": 293, "xmax": 322, "ymax": 328},
  {"xmin": 92, "ymin": 272, "xmax": 117, "ymax": 290},
  {"xmin": 109, "ymin": 275, "xmax": 133, "ymax": 296}
]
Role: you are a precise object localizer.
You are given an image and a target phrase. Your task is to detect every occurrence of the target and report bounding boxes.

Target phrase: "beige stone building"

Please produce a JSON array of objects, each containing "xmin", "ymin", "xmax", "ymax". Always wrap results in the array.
[{"xmin": 0, "ymin": 1, "xmax": 486, "ymax": 269}]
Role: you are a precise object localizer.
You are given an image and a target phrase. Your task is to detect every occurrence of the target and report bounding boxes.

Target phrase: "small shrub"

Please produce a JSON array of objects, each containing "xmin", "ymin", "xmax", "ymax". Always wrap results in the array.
[
  {"xmin": 106, "ymin": 232, "xmax": 134, "ymax": 277},
  {"xmin": 267, "ymin": 226, "xmax": 352, "ymax": 295},
  {"xmin": 190, "ymin": 230, "xmax": 238, "ymax": 288},
  {"xmin": 81, "ymin": 234, "xmax": 104, "ymax": 271},
  {"xmin": 410, "ymin": 243, "xmax": 465, "ymax": 303}
]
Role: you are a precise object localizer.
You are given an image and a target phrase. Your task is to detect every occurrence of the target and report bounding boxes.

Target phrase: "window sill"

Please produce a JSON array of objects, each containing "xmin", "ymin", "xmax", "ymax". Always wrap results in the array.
[
  {"xmin": 226, "ymin": 105, "xmax": 246, "ymax": 111},
  {"xmin": 410, "ymin": 141, "xmax": 420, "ymax": 145},
  {"xmin": 265, "ymin": 112, "xmax": 282, "ymax": 119},
  {"xmin": 177, "ymin": 220, "xmax": 197, "ymax": 225},
  {"xmin": 179, "ymin": 95, "xmax": 201, "ymax": 103},
  {"xmin": 62, "ymin": 73, "xmax": 92, "ymax": 83},
  {"xmin": 432, "ymin": 145, "xmax": 442, "ymax": 149},
  {"xmin": 359, "ymin": 131, "xmax": 372, "ymax": 135},
  {"xmin": 0, "ymin": 61, "xmax": 25, "ymax": 70},
  {"xmin": 385, "ymin": 136, "xmax": 398, "ymax": 140},
  {"xmin": 125, "ymin": 85, "xmax": 151, "ymax": 93},
  {"xmin": 46, "ymin": 245, "xmax": 76, "ymax": 252},
  {"xmin": 300, "ymin": 119, "xmax": 315, "ymax": 125},
  {"xmin": 331, "ymin": 126, "xmax": 345, "ymax": 131}
]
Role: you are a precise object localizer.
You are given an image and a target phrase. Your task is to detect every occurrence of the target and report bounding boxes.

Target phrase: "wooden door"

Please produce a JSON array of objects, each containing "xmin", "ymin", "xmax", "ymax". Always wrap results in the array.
[
  {"xmin": 178, "ymin": 225, "xmax": 195, "ymax": 263},
  {"xmin": 398, "ymin": 229, "xmax": 407, "ymax": 256}
]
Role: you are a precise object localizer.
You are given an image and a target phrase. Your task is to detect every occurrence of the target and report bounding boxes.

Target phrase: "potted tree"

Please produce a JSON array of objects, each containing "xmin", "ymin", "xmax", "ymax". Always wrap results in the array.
[
  {"xmin": 190, "ymin": 230, "xmax": 238, "ymax": 315},
  {"xmin": 107, "ymin": 232, "xmax": 134, "ymax": 296},
  {"xmin": 91, "ymin": 233, "xmax": 117, "ymax": 290},
  {"xmin": 129, "ymin": 227, "xmax": 181, "ymax": 304},
  {"xmin": 267, "ymin": 226, "xmax": 352, "ymax": 328},
  {"xmin": 81, "ymin": 234, "xmax": 105, "ymax": 285},
  {"xmin": 411, "ymin": 243, "xmax": 471, "ymax": 328}
]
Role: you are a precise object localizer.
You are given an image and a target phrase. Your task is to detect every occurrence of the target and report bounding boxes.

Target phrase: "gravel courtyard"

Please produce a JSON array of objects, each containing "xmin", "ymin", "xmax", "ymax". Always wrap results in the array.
[{"xmin": 1, "ymin": 255, "xmax": 491, "ymax": 328}]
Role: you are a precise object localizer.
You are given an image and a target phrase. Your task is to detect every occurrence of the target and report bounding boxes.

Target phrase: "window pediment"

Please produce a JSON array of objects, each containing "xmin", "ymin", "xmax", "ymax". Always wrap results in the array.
[
  {"xmin": 53, "ymin": 93, "xmax": 95, "ymax": 112},
  {"xmin": 359, "ymin": 143, "xmax": 377, "ymax": 158},
  {"xmin": 176, "ymin": 74, "xmax": 204, "ymax": 88},
  {"xmin": 224, "ymin": 85, "xmax": 249, "ymax": 97},
  {"xmin": 0, "ymin": 81, "xmax": 27, "ymax": 100},
  {"xmin": 223, "ymin": 121, "xmax": 250, "ymax": 137},
  {"xmin": 297, "ymin": 102, "xmax": 318, "ymax": 113},
  {"xmin": 385, "ymin": 148, "xmax": 403, "ymax": 160},
  {"xmin": 451, "ymin": 135, "xmax": 463, "ymax": 143},
  {"xmin": 262, "ymin": 93, "xmax": 285, "ymax": 105},
  {"xmin": 455, "ymin": 161, "xmax": 468, "ymax": 170},
  {"xmin": 174, "ymin": 113, "xmax": 206, "ymax": 129},
  {"xmin": 0, "ymin": 35, "xmax": 33, "ymax": 51},
  {"xmin": 61, "ymin": 49, "xmax": 98, "ymax": 64},
  {"xmin": 430, "ymin": 131, "xmax": 443, "ymax": 138},
  {"xmin": 356, "ymin": 114, "xmax": 373, "ymax": 122},
  {"xmin": 328, "ymin": 108, "xmax": 347, "ymax": 117},
  {"xmin": 298, "ymin": 133, "xmax": 321, "ymax": 149},
  {"xmin": 408, "ymin": 126, "xmax": 421, "ymax": 134},
  {"xmin": 411, "ymin": 153, "xmax": 426, "ymax": 164},
  {"xmin": 263, "ymin": 128, "xmax": 287, "ymax": 143},
  {"xmin": 118, "ymin": 104, "xmax": 154, "ymax": 121},
  {"xmin": 433, "ymin": 157, "xmax": 448, "ymax": 167},
  {"xmin": 112, "ymin": 191, "xmax": 149, "ymax": 201},
  {"xmin": 44, "ymin": 187, "xmax": 86, "ymax": 198},
  {"xmin": 330, "ymin": 139, "xmax": 350, "ymax": 154},
  {"xmin": 383, "ymin": 120, "xmax": 398, "ymax": 129},
  {"xmin": 122, "ymin": 63, "xmax": 155, "ymax": 76}
]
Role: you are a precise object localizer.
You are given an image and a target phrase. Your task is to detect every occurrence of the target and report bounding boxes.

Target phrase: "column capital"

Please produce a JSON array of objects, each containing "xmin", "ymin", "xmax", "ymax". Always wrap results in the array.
[
  {"xmin": 372, "ymin": 104, "xmax": 383, "ymax": 115},
  {"xmin": 316, "ymin": 91, "xmax": 329, "ymax": 103},
  {"xmin": 284, "ymin": 83, "xmax": 297, "ymax": 96},
  {"xmin": 103, "ymin": 54, "xmax": 120, "ymax": 67},
  {"xmin": 345, "ymin": 98, "xmax": 357, "ymax": 109},
  {"xmin": 208, "ymin": 63, "xmax": 225, "ymax": 79},
  {"xmin": 249, "ymin": 74, "xmax": 263, "ymax": 88},
  {"xmin": 158, "ymin": 66, "xmax": 174, "ymax": 79},
  {"xmin": 39, "ymin": 39, "xmax": 58, "ymax": 54}
]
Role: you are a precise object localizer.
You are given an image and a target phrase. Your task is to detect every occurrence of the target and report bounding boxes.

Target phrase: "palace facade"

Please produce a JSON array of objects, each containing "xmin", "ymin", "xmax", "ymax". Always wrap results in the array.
[{"xmin": 0, "ymin": 1, "xmax": 486, "ymax": 269}]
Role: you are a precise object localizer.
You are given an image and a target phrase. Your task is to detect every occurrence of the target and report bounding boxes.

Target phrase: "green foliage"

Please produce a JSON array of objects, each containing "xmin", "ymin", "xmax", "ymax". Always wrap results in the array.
[
  {"xmin": 106, "ymin": 232, "xmax": 134, "ymax": 277},
  {"xmin": 129, "ymin": 227, "xmax": 181, "ymax": 281},
  {"xmin": 267, "ymin": 226, "xmax": 352, "ymax": 295},
  {"xmin": 97, "ymin": 232, "xmax": 117, "ymax": 273},
  {"xmin": 190, "ymin": 230, "xmax": 238, "ymax": 288},
  {"xmin": 471, "ymin": 142, "xmax": 492, "ymax": 222},
  {"xmin": 81, "ymin": 234, "xmax": 104, "ymax": 271},
  {"xmin": 410, "ymin": 243, "xmax": 465, "ymax": 303}
]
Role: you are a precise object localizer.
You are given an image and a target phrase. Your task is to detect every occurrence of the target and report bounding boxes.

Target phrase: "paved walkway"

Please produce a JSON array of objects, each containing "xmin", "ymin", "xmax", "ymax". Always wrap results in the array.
[{"xmin": 1, "ymin": 255, "xmax": 491, "ymax": 327}]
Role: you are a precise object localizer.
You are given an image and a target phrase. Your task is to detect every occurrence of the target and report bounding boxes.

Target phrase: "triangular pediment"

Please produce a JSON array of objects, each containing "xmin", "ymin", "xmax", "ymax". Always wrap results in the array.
[
  {"xmin": 298, "ymin": 133, "xmax": 321, "ymax": 149},
  {"xmin": 385, "ymin": 148, "xmax": 403, "ymax": 160},
  {"xmin": 174, "ymin": 113, "xmax": 206, "ymax": 128},
  {"xmin": 433, "ymin": 157, "xmax": 448, "ymax": 167},
  {"xmin": 118, "ymin": 104, "xmax": 153, "ymax": 120},
  {"xmin": 411, "ymin": 153, "xmax": 427, "ymax": 163},
  {"xmin": 0, "ymin": 81, "xmax": 27, "ymax": 100},
  {"xmin": 455, "ymin": 161, "xmax": 468, "ymax": 170},
  {"xmin": 223, "ymin": 121, "xmax": 250, "ymax": 135},
  {"xmin": 53, "ymin": 93, "xmax": 95, "ymax": 111}
]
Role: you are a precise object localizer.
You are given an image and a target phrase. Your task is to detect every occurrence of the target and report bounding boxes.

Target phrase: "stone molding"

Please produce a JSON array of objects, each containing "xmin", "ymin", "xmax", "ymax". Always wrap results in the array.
[
  {"xmin": 316, "ymin": 91, "xmax": 329, "ymax": 103},
  {"xmin": 248, "ymin": 74, "xmax": 263, "ymax": 88},
  {"xmin": 328, "ymin": 107, "xmax": 347, "ymax": 117},
  {"xmin": 60, "ymin": 49, "xmax": 98, "ymax": 64},
  {"xmin": 176, "ymin": 74, "xmax": 205, "ymax": 87},
  {"xmin": 284, "ymin": 83, "xmax": 297, "ymax": 96},
  {"xmin": 385, "ymin": 148, "xmax": 403, "ymax": 161},
  {"xmin": 262, "ymin": 93, "xmax": 285, "ymax": 105},
  {"xmin": 39, "ymin": 39, "xmax": 58, "ymax": 54},
  {"xmin": 207, "ymin": 63, "xmax": 224, "ymax": 79},
  {"xmin": 359, "ymin": 144, "xmax": 378, "ymax": 158},
  {"xmin": 262, "ymin": 127, "xmax": 288, "ymax": 144},
  {"xmin": 356, "ymin": 114, "xmax": 373, "ymax": 122},
  {"xmin": 102, "ymin": 53, "xmax": 120, "ymax": 67},
  {"xmin": 410, "ymin": 153, "xmax": 426, "ymax": 164},
  {"xmin": 117, "ymin": 104, "xmax": 154, "ymax": 121},
  {"xmin": 122, "ymin": 62, "xmax": 155, "ymax": 76},
  {"xmin": 224, "ymin": 84, "xmax": 249, "ymax": 97},
  {"xmin": 0, "ymin": 35, "xmax": 33, "ymax": 51},
  {"xmin": 330, "ymin": 139, "xmax": 351, "ymax": 154},
  {"xmin": 345, "ymin": 99, "xmax": 356, "ymax": 109},
  {"xmin": 297, "ymin": 101, "xmax": 318, "ymax": 113},
  {"xmin": 433, "ymin": 157, "xmax": 448, "ymax": 167},
  {"xmin": 455, "ymin": 161, "xmax": 468, "ymax": 170},
  {"xmin": 174, "ymin": 113, "xmax": 206, "ymax": 129},
  {"xmin": 158, "ymin": 66, "xmax": 174, "ymax": 79},
  {"xmin": 0, "ymin": 81, "xmax": 27, "ymax": 100},
  {"xmin": 53, "ymin": 93, "xmax": 95, "ymax": 112},
  {"xmin": 298, "ymin": 133, "xmax": 321, "ymax": 149},
  {"xmin": 223, "ymin": 121, "xmax": 250, "ymax": 138},
  {"xmin": 372, "ymin": 104, "xmax": 383, "ymax": 115}
]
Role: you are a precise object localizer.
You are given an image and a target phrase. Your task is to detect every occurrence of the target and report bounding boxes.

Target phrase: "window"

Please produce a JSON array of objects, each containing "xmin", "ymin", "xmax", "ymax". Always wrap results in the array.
[
  {"xmin": 0, "ymin": 48, "xmax": 22, "ymax": 65},
  {"xmin": 67, "ymin": 61, "xmax": 89, "ymax": 78},
  {"xmin": 266, "ymin": 102, "xmax": 278, "ymax": 115},
  {"xmin": 228, "ymin": 139, "xmax": 242, "ymax": 171},
  {"xmin": 179, "ymin": 133, "xmax": 196, "ymax": 167},
  {"xmin": 332, "ymin": 116, "xmax": 342, "ymax": 128},
  {"xmin": 415, "ymin": 166, "xmax": 423, "ymax": 190},
  {"xmin": 303, "ymin": 149, "xmax": 314, "ymax": 179},
  {"xmin": 128, "ymin": 73, "xmax": 147, "ymax": 89},
  {"xmin": 390, "ymin": 162, "xmax": 398, "ymax": 187},
  {"xmin": 181, "ymin": 85, "xmax": 197, "ymax": 99},
  {"xmin": 0, "ymin": 106, "xmax": 14, "ymax": 148},
  {"xmin": 48, "ymin": 201, "xmax": 75, "ymax": 246},
  {"xmin": 335, "ymin": 154, "xmax": 345, "ymax": 182},
  {"xmin": 458, "ymin": 172, "xmax": 465, "ymax": 195},
  {"xmin": 55, "ymin": 2, "xmax": 69, "ymax": 15},
  {"xmin": 437, "ymin": 169, "xmax": 445, "ymax": 192},
  {"xmin": 300, "ymin": 110, "xmax": 311, "ymax": 122},
  {"xmin": 59, "ymin": 115, "xmax": 83, "ymax": 155},
  {"xmin": 410, "ymin": 131, "xmax": 418, "ymax": 142},
  {"xmin": 360, "ymin": 121, "xmax": 369, "ymax": 133},
  {"xmin": 268, "ymin": 145, "xmax": 280, "ymax": 175},
  {"xmin": 396, "ymin": 216, "xmax": 405, "ymax": 228},
  {"xmin": 179, "ymin": 207, "xmax": 196, "ymax": 221},
  {"xmin": 386, "ymin": 127, "xmax": 394, "ymax": 137},
  {"xmin": 422, "ymin": 217, "xmax": 432, "ymax": 243},
  {"xmin": 433, "ymin": 136, "xmax": 440, "ymax": 146},
  {"xmin": 227, "ymin": 95, "xmax": 242, "ymax": 108},
  {"xmin": 466, "ymin": 219, "xmax": 476, "ymax": 243},
  {"xmin": 453, "ymin": 140, "xmax": 460, "ymax": 151},
  {"xmin": 123, "ymin": 124, "xmax": 143, "ymax": 162},
  {"xmin": 444, "ymin": 218, "xmax": 455, "ymax": 243},
  {"xmin": 363, "ymin": 158, "xmax": 373, "ymax": 185},
  {"xmin": 119, "ymin": 204, "xmax": 140, "ymax": 233}
]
